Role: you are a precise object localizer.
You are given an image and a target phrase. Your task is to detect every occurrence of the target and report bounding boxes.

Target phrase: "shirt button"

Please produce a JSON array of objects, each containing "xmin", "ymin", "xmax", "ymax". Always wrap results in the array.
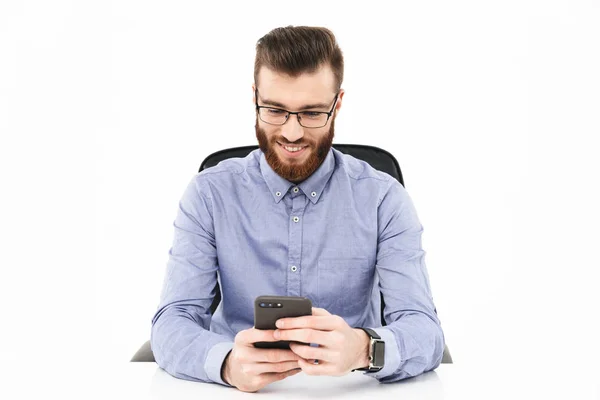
[
  {"xmin": 311, "ymin": 192, "xmax": 317, "ymax": 197},
  {"xmin": 275, "ymin": 191, "xmax": 282, "ymax": 197},
  {"xmin": 293, "ymin": 187, "xmax": 299, "ymax": 193},
  {"xmin": 291, "ymin": 266, "xmax": 298, "ymax": 272},
  {"xmin": 293, "ymin": 216, "xmax": 300, "ymax": 223}
]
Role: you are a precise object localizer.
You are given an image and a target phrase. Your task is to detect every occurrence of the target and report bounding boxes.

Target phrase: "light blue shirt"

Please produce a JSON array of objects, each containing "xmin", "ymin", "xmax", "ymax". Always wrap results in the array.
[{"xmin": 151, "ymin": 147, "xmax": 445, "ymax": 385}]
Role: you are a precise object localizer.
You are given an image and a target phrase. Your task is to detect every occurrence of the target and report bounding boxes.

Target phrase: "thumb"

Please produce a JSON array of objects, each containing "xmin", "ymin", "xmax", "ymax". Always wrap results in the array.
[{"xmin": 311, "ymin": 307, "xmax": 332, "ymax": 316}]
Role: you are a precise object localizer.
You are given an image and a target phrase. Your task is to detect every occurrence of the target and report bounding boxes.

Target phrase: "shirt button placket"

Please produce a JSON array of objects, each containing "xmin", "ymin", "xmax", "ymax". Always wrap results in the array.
[{"xmin": 287, "ymin": 195, "xmax": 305, "ymax": 297}]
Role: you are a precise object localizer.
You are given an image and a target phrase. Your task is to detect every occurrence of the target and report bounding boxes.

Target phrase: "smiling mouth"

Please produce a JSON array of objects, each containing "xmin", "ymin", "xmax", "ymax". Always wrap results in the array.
[
  {"xmin": 278, "ymin": 142, "xmax": 309, "ymax": 154},
  {"xmin": 281, "ymin": 144, "xmax": 306, "ymax": 152}
]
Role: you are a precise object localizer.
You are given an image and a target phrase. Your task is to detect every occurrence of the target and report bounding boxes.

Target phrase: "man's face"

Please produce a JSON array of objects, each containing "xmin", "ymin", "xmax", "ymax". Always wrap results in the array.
[{"xmin": 254, "ymin": 65, "xmax": 343, "ymax": 183}]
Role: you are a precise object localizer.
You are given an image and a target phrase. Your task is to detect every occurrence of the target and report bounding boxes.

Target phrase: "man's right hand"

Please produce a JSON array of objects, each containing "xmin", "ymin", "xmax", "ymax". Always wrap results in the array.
[{"xmin": 221, "ymin": 327, "xmax": 304, "ymax": 392}]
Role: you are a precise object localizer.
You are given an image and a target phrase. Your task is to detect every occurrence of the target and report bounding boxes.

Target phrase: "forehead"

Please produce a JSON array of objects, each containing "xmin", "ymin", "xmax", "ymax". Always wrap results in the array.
[{"xmin": 257, "ymin": 65, "xmax": 336, "ymax": 109}]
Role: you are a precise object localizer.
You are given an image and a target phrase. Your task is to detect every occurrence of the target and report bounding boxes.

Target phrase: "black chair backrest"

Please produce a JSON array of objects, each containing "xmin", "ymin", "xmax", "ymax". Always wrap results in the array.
[
  {"xmin": 200, "ymin": 144, "xmax": 404, "ymax": 186},
  {"xmin": 199, "ymin": 144, "xmax": 404, "ymax": 326}
]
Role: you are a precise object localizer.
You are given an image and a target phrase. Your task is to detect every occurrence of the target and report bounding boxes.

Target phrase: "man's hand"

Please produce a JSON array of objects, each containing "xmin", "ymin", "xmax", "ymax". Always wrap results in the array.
[
  {"xmin": 273, "ymin": 307, "xmax": 371, "ymax": 376},
  {"xmin": 221, "ymin": 327, "xmax": 304, "ymax": 392}
]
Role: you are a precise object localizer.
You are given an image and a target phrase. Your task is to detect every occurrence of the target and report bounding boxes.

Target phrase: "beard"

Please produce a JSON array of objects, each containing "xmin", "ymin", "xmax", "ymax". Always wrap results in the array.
[{"xmin": 255, "ymin": 116, "xmax": 335, "ymax": 183}]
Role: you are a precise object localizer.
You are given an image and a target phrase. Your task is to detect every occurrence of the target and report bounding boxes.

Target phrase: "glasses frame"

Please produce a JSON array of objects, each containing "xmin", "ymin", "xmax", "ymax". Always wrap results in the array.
[{"xmin": 255, "ymin": 88, "xmax": 340, "ymax": 129}]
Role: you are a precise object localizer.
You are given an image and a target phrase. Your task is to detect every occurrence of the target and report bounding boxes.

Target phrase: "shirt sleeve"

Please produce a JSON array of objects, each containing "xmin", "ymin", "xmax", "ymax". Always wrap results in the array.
[
  {"xmin": 361, "ymin": 178, "xmax": 446, "ymax": 382},
  {"xmin": 150, "ymin": 174, "xmax": 234, "ymax": 386}
]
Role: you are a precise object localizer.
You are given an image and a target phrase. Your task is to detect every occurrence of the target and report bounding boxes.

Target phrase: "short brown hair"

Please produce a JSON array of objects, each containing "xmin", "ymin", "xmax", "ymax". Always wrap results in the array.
[{"xmin": 254, "ymin": 26, "xmax": 344, "ymax": 92}]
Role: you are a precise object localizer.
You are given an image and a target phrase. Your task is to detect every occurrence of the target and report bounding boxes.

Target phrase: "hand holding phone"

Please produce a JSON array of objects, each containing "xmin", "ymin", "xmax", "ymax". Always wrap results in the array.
[
  {"xmin": 221, "ymin": 296, "xmax": 312, "ymax": 391},
  {"xmin": 222, "ymin": 323, "xmax": 303, "ymax": 391}
]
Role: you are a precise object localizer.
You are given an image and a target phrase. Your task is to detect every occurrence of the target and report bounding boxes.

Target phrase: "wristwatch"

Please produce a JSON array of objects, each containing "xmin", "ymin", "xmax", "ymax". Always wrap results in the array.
[{"xmin": 352, "ymin": 327, "xmax": 385, "ymax": 372}]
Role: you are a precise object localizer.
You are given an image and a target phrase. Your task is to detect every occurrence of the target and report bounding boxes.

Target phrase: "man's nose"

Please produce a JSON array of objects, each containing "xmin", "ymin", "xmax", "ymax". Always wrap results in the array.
[{"xmin": 281, "ymin": 114, "xmax": 304, "ymax": 143}]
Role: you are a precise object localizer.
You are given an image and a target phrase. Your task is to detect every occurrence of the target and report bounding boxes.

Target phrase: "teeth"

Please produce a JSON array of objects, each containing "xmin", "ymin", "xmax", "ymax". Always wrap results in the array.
[{"xmin": 284, "ymin": 146, "xmax": 304, "ymax": 152}]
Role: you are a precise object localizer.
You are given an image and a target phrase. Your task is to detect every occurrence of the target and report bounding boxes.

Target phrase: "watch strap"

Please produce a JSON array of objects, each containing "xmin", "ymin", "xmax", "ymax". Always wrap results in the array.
[{"xmin": 358, "ymin": 327, "xmax": 381, "ymax": 340}]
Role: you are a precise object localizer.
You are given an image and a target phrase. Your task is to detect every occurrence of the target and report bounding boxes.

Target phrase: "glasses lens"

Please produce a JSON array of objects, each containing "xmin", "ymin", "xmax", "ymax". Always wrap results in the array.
[
  {"xmin": 259, "ymin": 108, "xmax": 288, "ymax": 125},
  {"xmin": 298, "ymin": 112, "xmax": 328, "ymax": 128}
]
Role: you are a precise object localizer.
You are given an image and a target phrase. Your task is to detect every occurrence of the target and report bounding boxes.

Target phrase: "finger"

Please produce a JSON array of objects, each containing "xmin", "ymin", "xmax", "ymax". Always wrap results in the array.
[
  {"xmin": 275, "ymin": 328, "xmax": 335, "ymax": 347},
  {"xmin": 259, "ymin": 368, "xmax": 302, "ymax": 386},
  {"xmin": 297, "ymin": 357, "xmax": 333, "ymax": 376},
  {"xmin": 274, "ymin": 307, "xmax": 332, "ymax": 329},
  {"xmin": 289, "ymin": 342, "xmax": 335, "ymax": 363},
  {"xmin": 247, "ymin": 347, "xmax": 305, "ymax": 363},
  {"xmin": 252, "ymin": 360, "xmax": 300, "ymax": 374},
  {"xmin": 236, "ymin": 328, "xmax": 278, "ymax": 346},
  {"xmin": 276, "ymin": 315, "xmax": 342, "ymax": 331}
]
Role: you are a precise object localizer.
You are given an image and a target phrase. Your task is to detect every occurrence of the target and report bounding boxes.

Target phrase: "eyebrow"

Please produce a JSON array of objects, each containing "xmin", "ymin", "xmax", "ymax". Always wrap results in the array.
[{"xmin": 259, "ymin": 96, "xmax": 331, "ymax": 110}]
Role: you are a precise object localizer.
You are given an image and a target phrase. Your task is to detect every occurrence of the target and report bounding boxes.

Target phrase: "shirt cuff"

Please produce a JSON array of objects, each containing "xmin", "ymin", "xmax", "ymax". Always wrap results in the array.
[
  {"xmin": 204, "ymin": 341, "xmax": 235, "ymax": 386},
  {"xmin": 361, "ymin": 327, "xmax": 401, "ymax": 379}
]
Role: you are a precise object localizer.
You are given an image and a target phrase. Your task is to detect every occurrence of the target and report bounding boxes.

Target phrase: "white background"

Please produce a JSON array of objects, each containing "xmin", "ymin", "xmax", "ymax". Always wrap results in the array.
[{"xmin": 1, "ymin": 0, "xmax": 599, "ymax": 398}]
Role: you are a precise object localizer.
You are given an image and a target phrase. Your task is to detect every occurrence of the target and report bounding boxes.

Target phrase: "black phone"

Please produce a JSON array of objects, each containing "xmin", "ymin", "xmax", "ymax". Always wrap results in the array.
[{"xmin": 253, "ymin": 295, "xmax": 313, "ymax": 349}]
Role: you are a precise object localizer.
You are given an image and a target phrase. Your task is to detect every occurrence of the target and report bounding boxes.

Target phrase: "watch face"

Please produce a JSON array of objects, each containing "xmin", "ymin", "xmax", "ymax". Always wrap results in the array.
[{"xmin": 373, "ymin": 340, "xmax": 385, "ymax": 368}]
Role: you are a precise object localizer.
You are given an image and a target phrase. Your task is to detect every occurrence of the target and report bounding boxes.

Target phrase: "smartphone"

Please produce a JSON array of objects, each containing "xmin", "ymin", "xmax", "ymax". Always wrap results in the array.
[{"xmin": 253, "ymin": 295, "xmax": 312, "ymax": 349}]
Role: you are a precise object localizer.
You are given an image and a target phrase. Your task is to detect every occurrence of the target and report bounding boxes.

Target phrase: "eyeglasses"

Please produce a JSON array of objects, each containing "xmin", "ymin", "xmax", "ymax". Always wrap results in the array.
[{"xmin": 255, "ymin": 89, "xmax": 339, "ymax": 128}]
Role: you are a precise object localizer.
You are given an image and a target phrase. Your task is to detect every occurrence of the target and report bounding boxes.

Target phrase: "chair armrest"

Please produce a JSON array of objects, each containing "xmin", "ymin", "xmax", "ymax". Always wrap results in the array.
[{"xmin": 130, "ymin": 340, "xmax": 154, "ymax": 362}]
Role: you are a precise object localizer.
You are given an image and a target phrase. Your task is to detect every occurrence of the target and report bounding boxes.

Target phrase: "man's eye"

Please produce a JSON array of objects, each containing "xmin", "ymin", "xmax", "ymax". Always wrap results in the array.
[
  {"xmin": 301, "ymin": 112, "xmax": 322, "ymax": 118},
  {"xmin": 267, "ymin": 108, "xmax": 286, "ymax": 115}
]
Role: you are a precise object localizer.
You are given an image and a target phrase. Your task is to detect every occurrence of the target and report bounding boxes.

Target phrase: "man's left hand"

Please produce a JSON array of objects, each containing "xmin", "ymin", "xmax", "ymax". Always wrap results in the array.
[{"xmin": 273, "ymin": 307, "xmax": 370, "ymax": 376}]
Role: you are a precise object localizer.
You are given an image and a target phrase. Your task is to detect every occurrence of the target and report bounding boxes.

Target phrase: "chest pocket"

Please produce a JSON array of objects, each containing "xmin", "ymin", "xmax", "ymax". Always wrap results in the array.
[{"xmin": 317, "ymin": 257, "xmax": 373, "ymax": 316}]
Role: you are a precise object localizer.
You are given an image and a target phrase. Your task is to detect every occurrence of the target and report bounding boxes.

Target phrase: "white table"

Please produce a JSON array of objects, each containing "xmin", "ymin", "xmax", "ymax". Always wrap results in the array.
[{"xmin": 110, "ymin": 362, "xmax": 445, "ymax": 399}]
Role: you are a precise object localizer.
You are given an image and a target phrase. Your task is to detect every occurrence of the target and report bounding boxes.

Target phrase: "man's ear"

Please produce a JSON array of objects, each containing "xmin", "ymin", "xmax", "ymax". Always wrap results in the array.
[
  {"xmin": 334, "ymin": 88, "xmax": 345, "ymax": 116},
  {"xmin": 252, "ymin": 83, "xmax": 256, "ymax": 105}
]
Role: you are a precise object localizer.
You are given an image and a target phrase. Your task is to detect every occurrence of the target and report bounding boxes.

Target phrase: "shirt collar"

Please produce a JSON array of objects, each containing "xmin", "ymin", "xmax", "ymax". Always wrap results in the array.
[{"xmin": 259, "ymin": 147, "xmax": 335, "ymax": 204}]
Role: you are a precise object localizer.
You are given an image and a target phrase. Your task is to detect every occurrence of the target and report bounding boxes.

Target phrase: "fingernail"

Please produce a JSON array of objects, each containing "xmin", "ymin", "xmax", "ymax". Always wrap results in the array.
[{"xmin": 276, "ymin": 320, "xmax": 284, "ymax": 328}]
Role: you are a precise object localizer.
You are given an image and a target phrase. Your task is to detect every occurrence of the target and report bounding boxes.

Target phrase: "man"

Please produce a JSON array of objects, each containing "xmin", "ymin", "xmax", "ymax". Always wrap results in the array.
[{"xmin": 151, "ymin": 25, "xmax": 445, "ymax": 393}]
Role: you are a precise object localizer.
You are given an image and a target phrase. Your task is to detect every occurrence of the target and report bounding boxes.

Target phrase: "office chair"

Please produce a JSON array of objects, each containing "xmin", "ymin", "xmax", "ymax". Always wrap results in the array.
[{"xmin": 132, "ymin": 144, "xmax": 453, "ymax": 364}]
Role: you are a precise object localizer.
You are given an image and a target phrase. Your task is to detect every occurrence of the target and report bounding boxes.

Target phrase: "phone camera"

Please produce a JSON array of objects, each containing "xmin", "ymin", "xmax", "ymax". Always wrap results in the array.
[{"xmin": 259, "ymin": 302, "xmax": 283, "ymax": 308}]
